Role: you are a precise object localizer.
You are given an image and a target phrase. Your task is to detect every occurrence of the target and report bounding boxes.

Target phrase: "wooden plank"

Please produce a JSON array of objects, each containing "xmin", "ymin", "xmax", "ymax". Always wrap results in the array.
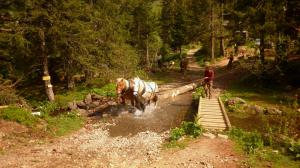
[
  {"xmin": 218, "ymin": 97, "xmax": 231, "ymax": 128},
  {"xmin": 201, "ymin": 121, "xmax": 227, "ymax": 125},
  {"xmin": 200, "ymin": 118, "xmax": 226, "ymax": 122},
  {"xmin": 201, "ymin": 122, "xmax": 227, "ymax": 126},
  {"xmin": 200, "ymin": 109, "xmax": 222, "ymax": 111},
  {"xmin": 199, "ymin": 117, "xmax": 224, "ymax": 120},
  {"xmin": 203, "ymin": 126, "xmax": 226, "ymax": 130},
  {"xmin": 200, "ymin": 112, "xmax": 223, "ymax": 114}
]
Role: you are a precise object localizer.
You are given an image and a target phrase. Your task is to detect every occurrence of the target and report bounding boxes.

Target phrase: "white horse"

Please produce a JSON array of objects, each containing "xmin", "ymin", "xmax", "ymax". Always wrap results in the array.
[{"xmin": 130, "ymin": 77, "xmax": 159, "ymax": 111}]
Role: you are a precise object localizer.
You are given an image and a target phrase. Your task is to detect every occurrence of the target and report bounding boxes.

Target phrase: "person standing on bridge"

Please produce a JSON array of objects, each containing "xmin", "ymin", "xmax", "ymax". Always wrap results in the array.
[{"xmin": 203, "ymin": 65, "xmax": 214, "ymax": 99}]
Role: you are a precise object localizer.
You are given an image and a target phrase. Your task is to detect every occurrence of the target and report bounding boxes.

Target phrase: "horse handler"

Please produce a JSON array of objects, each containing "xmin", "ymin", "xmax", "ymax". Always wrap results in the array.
[{"xmin": 203, "ymin": 64, "xmax": 214, "ymax": 99}]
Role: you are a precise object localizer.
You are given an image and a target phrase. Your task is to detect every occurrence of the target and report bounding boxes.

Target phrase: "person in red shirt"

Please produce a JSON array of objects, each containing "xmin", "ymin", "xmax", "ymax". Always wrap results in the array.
[{"xmin": 203, "ymin": 65, "xmax": 214, "ymax": 99}]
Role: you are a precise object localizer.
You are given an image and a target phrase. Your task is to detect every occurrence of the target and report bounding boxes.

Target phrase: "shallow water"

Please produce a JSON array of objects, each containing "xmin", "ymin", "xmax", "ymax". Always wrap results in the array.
[{"xmin": 107, "ymin": 92, "xmax": 196, "ymax": 137}]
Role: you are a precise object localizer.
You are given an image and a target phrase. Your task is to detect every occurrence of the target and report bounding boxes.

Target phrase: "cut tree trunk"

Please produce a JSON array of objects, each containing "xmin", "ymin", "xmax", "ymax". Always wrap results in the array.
[{"xmin": 39, "ymin": 29, "xmax": 55, "ymax": 101}]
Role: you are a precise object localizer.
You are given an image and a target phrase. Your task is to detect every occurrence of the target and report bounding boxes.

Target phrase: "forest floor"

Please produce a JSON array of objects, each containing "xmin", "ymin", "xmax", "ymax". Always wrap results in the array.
[{"xmin": 0, "ymin": 50, "xmax": 246, "ymax": 168}]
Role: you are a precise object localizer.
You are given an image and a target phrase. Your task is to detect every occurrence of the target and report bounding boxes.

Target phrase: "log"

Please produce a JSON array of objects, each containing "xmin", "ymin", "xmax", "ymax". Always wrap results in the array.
[
  {"xmin": 159, "ymin": 83, "xmax": 197, "ymax": 99},
  {"xmin": 0, "ymin": 105, "xmax": 9, "ymax": 109}
]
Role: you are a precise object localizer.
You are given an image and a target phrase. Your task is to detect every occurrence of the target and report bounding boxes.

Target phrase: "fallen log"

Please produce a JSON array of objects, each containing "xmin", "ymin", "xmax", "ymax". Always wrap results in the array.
[{"xmin": 158, "ymin": 79, "xmax": 203, "ymax": 100}]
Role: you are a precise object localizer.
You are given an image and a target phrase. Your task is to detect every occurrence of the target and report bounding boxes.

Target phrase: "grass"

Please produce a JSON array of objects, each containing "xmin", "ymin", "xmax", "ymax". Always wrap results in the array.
[
  {"xmin": 246, "ymin": 147, "xmax": 300, "ymax": 168},
  {"xmin": 163, "ymin": 137, "xmax": 190, "ymax": 149},
  {"xmin": 0, "ymin": 106, "xmax": 38, "ymax": 127},
  {"xmin": 228, "ymin": 127, "xmax": 300, "ymax": 168},
  {"xmin": 0, "ymin": 83, "xmax": 116, "ymax": 138},
  {"xmin": 45, "ymin": 111, "xmax": 84, "ymax": 136}
]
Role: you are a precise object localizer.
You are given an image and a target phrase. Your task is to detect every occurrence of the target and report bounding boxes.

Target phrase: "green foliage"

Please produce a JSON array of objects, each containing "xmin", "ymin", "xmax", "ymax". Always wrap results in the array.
[
  {"xmin": 192, "ymin": 87, "xmax": 205, "ymax": 100},
  {"xmin": 289, "ymin": 140, "xmax": 300, "ymax": 160},
  {"xmin": 0, "ymin": 106, "xmax": 38, "ymax": 127},
  {"xmin": 181, "ymin": 121, "xmax": 203, "ymax": 138},
  {"xmin": 170, "ymin": 121, "xmax": 203, "ymax": 141},
  {"xmin": 45, "ymin": 111, "xmax": 83, "ymax": 136},
  {"xmin": 170, "ymin": 127, "xmax": 185, "ymax": 141},
  {"xmin": 229, "ymin": 127, "xmax": 264, "ymax": 154},
  {"xmin": 91, "ymin": 83, "xmax": 116, "ymax": 97},
  {"xmin": 36, "ymin": 101, "xmax": 62, "ymax": 116}
]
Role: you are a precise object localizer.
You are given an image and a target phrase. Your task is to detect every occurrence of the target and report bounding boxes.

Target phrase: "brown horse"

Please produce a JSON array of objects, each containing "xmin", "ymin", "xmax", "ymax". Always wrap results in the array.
[
  {"xmin": 180, "ymin": 58, "xmax": 189, "ymax": 75},
  {"xmin": 116, "ymin": 78, "xmax": 135, "ymax": 106}
]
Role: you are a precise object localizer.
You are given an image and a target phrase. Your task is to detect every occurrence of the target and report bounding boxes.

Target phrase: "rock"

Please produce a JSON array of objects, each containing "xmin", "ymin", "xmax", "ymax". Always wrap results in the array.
[
  {"xmin": 84, "ymin": 94, "xmax": 92, "ymax": 105},
  {"xmin": 234, "ymin": 97, "xmax": 246, "ymax": 104},
  {"xmin": 77, "ymin": 109, "xmax": 88, "ymax": 116},
  {"xmin": 76, "ymin": 101, "xmax": 86, "ymax": 108},
  {"xmin": 264, "ymin": 107, "xmax": 282, "ymax": 115},
  {"xmin": 247, "ymin": 104, "xmax": 264, "ymax": 114},
  {"xmin": 284, "ymin": 85, "xmax": 293, "ymax": 91},
  {"xmin": 91, "ymin": 94, "xmax": 104, "ymax": 101},
  {"xmin": 203, "ymin": 133, "xmax": 216, "ymax": 139},
  {"xmin": 297, "ymin": 108, "xmax": 300, "ymax": 113},
  {"xmin": 68, "ymin": 101, "xmax": 78, "ymax": 110},
  {"xmin": 217, "ymin": 134, "xmax": 228, "ymax": 139},
  {"xmin": 31, "ymin": 112, "xmax": 41, "ymax": 116},
  {"xmin": 107, "ymin": 101, "xmax": 117, "ymax": 106},
  {"xmin": 226, "ymin": 97, "xmax": 246, "ymax": 106},
  {"xmin": 92, "ymin": 101, "xmax": 100, "ymax": 106}
]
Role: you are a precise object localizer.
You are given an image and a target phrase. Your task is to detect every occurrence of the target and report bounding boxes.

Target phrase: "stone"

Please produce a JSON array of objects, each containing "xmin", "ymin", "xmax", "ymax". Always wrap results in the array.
[
  {"xmin": 91, "ymin": 94, "xmax": 103, "ymax": 101},
  {"xmin": 247, "ymin": 104, "xmax": 264, "ymax": 114},
  {"xmin": 203, "ymin": 133, "xmax": 216, "ymax": 139},
  {"xmin": 217, "ymin": 134, "xmax": 228, "ymax": 139},
  {"xmin": 76, "ymin": 101, "xmax": 86, "ymax": 108},
  {"xmin": 84, "ymin": 93, "xmax": 92, "ymax": 105},
  {"xmin": 92, "ymin": 101, "xmax": 100, "ymax": 106},
  {"xmin": 77, "ymin": 109, "xmax": 88, "ymax": 116},
  {"xmin": 264, "ymin": 107, "xmax": 282, "ymax": 115},
  {"xmin": 68, "ymin": 101, "xmax": 78, "ymax": 110},
  {"xmin": 234, "ymin": 97, "xmax": 247, "ymax": 104}
]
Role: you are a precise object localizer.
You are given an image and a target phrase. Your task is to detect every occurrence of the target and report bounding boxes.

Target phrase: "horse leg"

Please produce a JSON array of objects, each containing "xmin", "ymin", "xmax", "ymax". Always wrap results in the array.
[
  {"xmin": 130, "ymin": 96, "xmax": 135, "ymax": 106},
  {"xmin": 153, "ymin": 94, "xmax": 158, "ymax": 108}
]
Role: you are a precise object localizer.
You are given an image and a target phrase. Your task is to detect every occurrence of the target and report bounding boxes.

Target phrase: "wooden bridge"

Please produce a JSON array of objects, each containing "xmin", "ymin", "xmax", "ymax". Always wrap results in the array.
[{"xmin": 197, "ymin": 97, "xmax": 231, "ymax": 130}]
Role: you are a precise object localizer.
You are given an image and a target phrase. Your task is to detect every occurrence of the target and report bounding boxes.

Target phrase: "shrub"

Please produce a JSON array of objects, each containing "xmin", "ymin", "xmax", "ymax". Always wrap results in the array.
[
  {"xmin": 288, "ymin": 140, "xmax": 300, "ymax": 160},
  {"xmin": 36, "ymin": 101, "xmax": 62, "ymax": 116},
  {"xmin": 0, "ymin": 87, "xmax": 27, "ymax": 106},
  {"xmin": 192, "ymin": 87, "xmax": 205, "ymax": 100},
  {"xmin": 229, "ymin": 127, "xmax": 264, "ymax": 154},
  {"xmin": 181, "ymin": 121, "xmax": 203, "ymax": 138},
  {"xmin": 170, "ymin": 121, "xmax": 203, "ymax": 141},
  {"xmin": 170, "ymin": 127, "xmax": 185, "ymax": 141},
  {"xmin": 0, "ymin": 106, "xmax": 38, "ymax": 127}
]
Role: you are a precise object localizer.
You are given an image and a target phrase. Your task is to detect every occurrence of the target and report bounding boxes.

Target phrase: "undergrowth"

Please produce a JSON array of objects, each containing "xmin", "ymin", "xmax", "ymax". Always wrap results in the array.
[
  {"xmin": 170, "ymin": 121, "xmax": 203, "ymax": 141},
  {"xmin": 0, "ymin": 106, "xmax": 38, "ymax": 127},
  {"xmin": 229, "ymin": 127, "xmax": 300, "ymax": 167},
  {"xmin": 192, "ymin": 87, "xmax": 205, "ymax": 100}
]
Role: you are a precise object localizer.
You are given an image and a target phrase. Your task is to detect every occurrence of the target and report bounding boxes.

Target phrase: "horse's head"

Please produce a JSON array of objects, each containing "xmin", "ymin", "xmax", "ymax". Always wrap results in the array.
[{"xmin": 116, "ymin": 78, "xmax": 126, "ymax": 95}]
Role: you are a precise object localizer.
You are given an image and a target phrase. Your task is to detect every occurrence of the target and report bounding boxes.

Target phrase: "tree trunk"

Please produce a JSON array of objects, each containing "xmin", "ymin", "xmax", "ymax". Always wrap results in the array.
[
  {"xmin": 66, "ymin": 58, "xmax": 75, "ymax": 90},
  {"xmin": 39, "ymin": 29, "xmax": 55, "ymax": 101},
  {"xmin": 220, "ymin": 1, "xmax": 225, "ymax": 57},
  {"xmin": 259, "ymin": 30, "xmax": 265, "ymax": 64},
  {"xmin": 210, "ymin": 3, "xmax": 215, "ymax": 62},
  {"xmin": 146, "ymin": 35, "xmax": 150, "ymax": 68}
]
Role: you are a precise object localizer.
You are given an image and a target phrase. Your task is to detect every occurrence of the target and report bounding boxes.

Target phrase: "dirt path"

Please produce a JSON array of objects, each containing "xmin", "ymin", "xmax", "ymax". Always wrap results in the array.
[{"xmin": 0, "ymin": 50, "xmax": 244, "ymax": 168}]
